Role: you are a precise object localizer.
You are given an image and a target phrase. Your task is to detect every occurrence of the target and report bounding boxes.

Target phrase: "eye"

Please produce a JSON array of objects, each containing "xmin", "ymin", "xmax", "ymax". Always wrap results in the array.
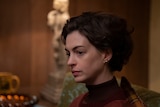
[{"xmin": 75, "ymin": 50, "xmax": 85, "ymax": 56}]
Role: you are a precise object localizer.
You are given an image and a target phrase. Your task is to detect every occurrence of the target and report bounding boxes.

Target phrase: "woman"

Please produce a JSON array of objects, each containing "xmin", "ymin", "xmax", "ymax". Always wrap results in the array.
[{"xmin": 61, "ymin": 12, "xmax": 135, "ymax": 107}]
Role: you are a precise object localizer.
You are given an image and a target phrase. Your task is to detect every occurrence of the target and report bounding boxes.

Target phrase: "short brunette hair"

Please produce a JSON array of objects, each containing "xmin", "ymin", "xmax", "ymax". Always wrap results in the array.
[{"xmin": 61, "ymin": 12, "xmax": 134, "ymax": 72}]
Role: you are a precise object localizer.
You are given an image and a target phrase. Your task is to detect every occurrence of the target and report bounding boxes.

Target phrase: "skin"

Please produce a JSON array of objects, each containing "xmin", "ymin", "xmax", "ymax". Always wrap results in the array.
[{"xmin": 65, "ymin": 30, "xmax": 113, "ymax": 85}]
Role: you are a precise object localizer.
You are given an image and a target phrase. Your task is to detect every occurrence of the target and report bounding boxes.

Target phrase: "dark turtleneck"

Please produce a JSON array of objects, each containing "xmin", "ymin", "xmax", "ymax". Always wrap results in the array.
[{"xmin": 81, "ymin": 76, "xmax": 126, "ymax": 105}]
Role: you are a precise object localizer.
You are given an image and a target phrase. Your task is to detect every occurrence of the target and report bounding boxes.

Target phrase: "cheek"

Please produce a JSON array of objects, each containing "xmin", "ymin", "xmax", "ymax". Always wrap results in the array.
[{"xmin": 80, "ymin": 54, "xmax": 104, "ymax": 72}]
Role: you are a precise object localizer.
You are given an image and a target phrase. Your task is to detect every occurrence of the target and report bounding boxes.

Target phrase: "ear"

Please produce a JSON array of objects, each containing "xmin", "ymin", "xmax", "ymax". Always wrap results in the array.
[{"xmin": 103, "ymin": 48, "xmax": 112, "ymax": 63}]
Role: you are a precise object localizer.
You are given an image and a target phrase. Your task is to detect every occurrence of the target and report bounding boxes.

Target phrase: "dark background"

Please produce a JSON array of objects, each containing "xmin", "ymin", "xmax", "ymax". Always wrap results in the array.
[{"xmin": 0, "ymin": 0, "xmax": 150, "ymax": 92}]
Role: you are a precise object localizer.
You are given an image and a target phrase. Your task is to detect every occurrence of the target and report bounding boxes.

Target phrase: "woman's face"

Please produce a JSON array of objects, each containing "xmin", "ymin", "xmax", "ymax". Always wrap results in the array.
[{"xmin": 65, "ymin": 31, "xmax": 112, "ymax": 85}]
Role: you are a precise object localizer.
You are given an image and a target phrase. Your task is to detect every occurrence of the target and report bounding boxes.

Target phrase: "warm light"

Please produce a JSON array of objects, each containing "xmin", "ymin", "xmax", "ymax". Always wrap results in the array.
[{"xmin": 7, "ymin": 95, "xmax": 12, "ymax": 100}]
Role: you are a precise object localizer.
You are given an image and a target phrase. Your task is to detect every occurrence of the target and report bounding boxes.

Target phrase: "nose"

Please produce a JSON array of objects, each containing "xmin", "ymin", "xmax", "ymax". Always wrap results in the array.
[{"xmin": 67, "ymin": 54, "xmax": 76, "ymax": 67}]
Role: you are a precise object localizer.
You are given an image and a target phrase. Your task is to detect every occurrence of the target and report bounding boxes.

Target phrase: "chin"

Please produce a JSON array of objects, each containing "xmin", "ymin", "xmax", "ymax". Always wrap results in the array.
[{"xmin": 74, "ymin": 77, "xmax": 86, "ymax": 83}]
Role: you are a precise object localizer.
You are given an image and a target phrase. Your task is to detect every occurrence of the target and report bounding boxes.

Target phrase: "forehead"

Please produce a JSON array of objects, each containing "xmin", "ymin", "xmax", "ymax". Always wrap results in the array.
[{"xmin": 65, "ymin": 31, "xmax": 90, "ymax": 49}]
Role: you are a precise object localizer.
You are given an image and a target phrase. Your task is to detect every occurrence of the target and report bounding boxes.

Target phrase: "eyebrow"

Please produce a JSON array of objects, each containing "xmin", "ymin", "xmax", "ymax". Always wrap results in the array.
[{"xmin": 65, "ymin": 46, "xmax": 85, "ymax": 51}]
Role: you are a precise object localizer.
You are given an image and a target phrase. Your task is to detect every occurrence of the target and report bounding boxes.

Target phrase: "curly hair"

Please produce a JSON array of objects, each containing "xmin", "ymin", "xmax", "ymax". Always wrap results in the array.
[{"xmin": 61, "ymin": 11, "xmax": 134, "ymax": 72}]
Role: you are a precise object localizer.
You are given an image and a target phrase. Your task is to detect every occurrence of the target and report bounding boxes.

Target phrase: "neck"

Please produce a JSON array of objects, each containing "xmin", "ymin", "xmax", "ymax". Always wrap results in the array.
[{"xmin": 86, "ymin": 70, "xmax": 114, "ymax": 85}]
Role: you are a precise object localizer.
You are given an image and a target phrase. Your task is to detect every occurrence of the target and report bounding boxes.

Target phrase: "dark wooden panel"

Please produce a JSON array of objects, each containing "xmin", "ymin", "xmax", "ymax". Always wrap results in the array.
[
  {"xmin": 0, "ymin": 0, "xmax": 31, "ymax": 87},
  {"xmin": 29, "ymin": 0, "xmax": 54, "ymax": 87},
  {"xmin": 0, "ymin": 0, "xmax": 54, "ymax": 88},
  {"xmin": 69, "ymin": 0, "xmax": 128, "ymax": 17},
  {"xmin": 122, "ymin": 0, "xmax": 150, "ymax": 87}
]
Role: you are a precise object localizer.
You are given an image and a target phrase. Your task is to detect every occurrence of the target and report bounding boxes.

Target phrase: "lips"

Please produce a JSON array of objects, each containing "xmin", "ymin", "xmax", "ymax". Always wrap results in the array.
[{"xmin": 72, "ymin": 71, "xmax": 81, "ymax": 77}]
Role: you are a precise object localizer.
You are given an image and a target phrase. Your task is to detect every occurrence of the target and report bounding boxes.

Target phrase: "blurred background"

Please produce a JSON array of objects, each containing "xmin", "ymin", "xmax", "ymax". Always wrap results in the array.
[{"xmin": 0, "ymin": 0, "xmax": 159, "ymax": 95}]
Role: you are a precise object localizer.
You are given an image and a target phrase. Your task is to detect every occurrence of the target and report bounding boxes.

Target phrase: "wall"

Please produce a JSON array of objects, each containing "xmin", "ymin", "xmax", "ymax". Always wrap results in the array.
[
  {"xmin": 0, "ymin": 0, "xmax": 150, "ymax": 93},
  {"xmin": 149, "ymin": 0, "xmax": 160, "ymax": 92},
  {"xmin": 0, "ymin": 0, "xmax": 54, "ymax": 90}
]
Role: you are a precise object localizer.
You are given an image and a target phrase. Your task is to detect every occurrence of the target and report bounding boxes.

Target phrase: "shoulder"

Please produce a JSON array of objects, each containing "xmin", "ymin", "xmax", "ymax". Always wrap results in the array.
[
  {"xmin": 104, "ymin": 88, "xmax": 128, "ymax": 107},
  {"xmin": 104, "ymin": 99, "xmax": 127, "ymax": 107},
  {"xmin": 69, "ymin": 93, "xmax": 87, "ymax": 107}
]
